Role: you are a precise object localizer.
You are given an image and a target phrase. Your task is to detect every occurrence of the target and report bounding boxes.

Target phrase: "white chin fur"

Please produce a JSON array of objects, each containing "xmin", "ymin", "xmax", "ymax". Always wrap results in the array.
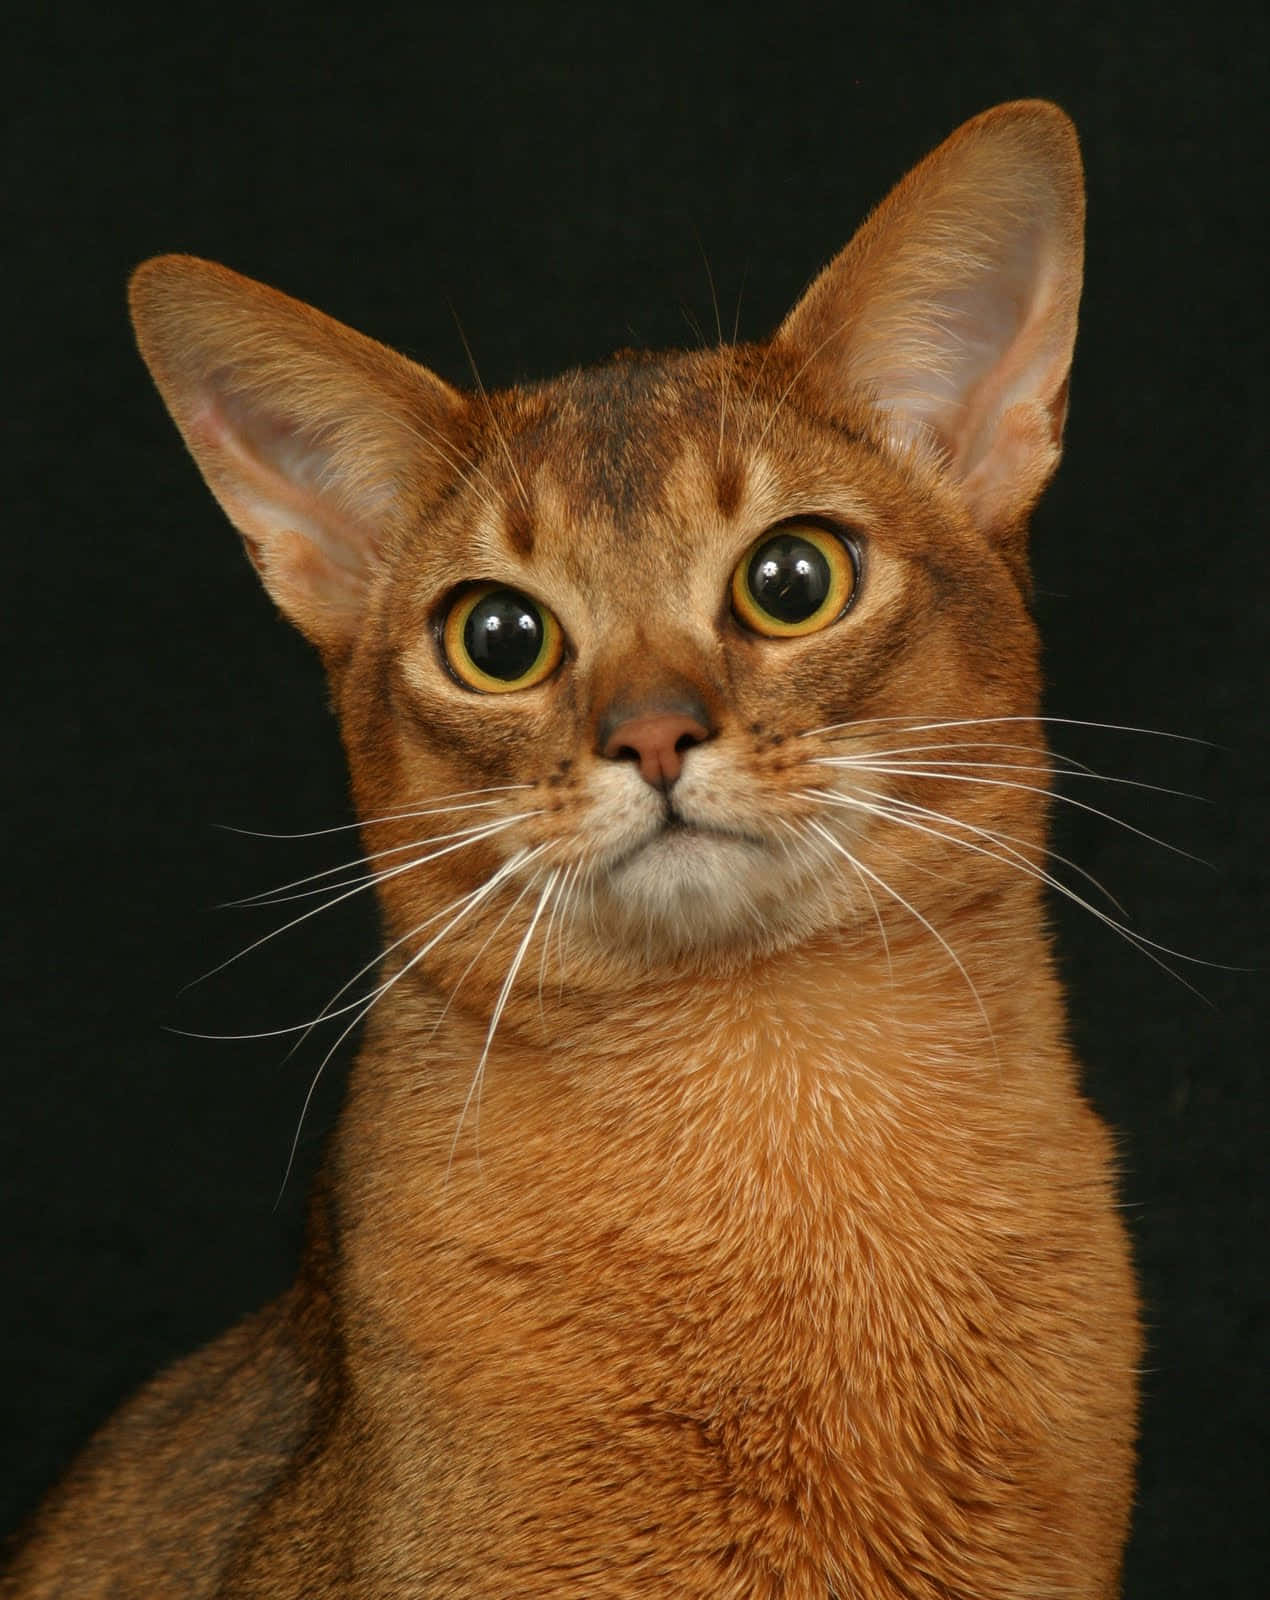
[
  {"xmin": 576, "ymin": 756, "xmax": 839, "ymax": 959},
  {"xmin": 592, "ymin": 830, "xmax": 814, "ymax": 957}
]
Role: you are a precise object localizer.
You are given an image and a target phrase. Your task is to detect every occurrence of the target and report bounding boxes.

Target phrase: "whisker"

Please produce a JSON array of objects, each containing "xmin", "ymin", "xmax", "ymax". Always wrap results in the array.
[
  {"xmin": 172, "ymin": 882, "xmax": 495, "ymax": 1045},
  {"xmin": 537, "ymin": 861, "xmax": 577, "ymax": 1019},
  {"xmin": 804, "ymin": 817, "xmax": 998, "ymax": 1059},
  {"xmin": 805, "ymin": 788, "xmax": 1222, "ymax": 994},
  {"xmin": 780, "ymin": 817, "xmax": 893, "ymax": 980},
  {"xmin": 188, "ymin": 816, "xmax": 527, "ymax": 989},
  {"xmin": 690, "ymin": 227, "xmax": 731, "ymax": 472},
  {"xmin": 818, "ymin": 753, "xmax": 1202, "ymax": 803},
  {"xmin": 448, "ymin": 864, "xmax": 561, "ymax": 1177},
  {"xmin": 226, "ymin": 812, "xmax": 541, "ymax": 908},
  {"xmin": 424, "ymin": 861, "xmax": 552, "ymax": 1048},
  {"xmin": 747, "ymin": 300, "xmax": 914, "ymax": 460},
  {"xmin": 556, "ymin": 861, "xmax": 589, "ymax": 1001},
  {"xmin": 821, "ymin": 738, "xmax": 1102, "ymax": 772},
  {"xmin": 217, "ymin": 785, "xmax": 533, "ymax": 840},
  {"xmin": 843, "ymin": 785, "xmax": 1128, "ymax": 915},
  {"xmin": 450, "ymin": 307, "xmax": 532, "ymax": 517},
  {"xmin": 384, "ymin": 405, "xmax": 507, "ymax": 523},
  {"xmin": 679, "ymin": 304, "xmax": 708, "ymax": 347},
  {"xmin": 276, "ymin": 846, "xmax": 544, "ymax": 1200},
  {"xmin": 813, "ymin": 763, "xmax": 1209, "ymax": 866},
  {"xmin": 802, "ymin": 713, "xmax": 1212, "ymax": 747}
]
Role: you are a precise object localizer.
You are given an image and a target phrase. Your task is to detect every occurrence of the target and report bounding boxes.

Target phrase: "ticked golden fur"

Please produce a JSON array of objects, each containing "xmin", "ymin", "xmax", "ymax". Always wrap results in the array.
[{"xmin": 4, "ymin": 102, "xmax": 1139, "ymax": 1597}]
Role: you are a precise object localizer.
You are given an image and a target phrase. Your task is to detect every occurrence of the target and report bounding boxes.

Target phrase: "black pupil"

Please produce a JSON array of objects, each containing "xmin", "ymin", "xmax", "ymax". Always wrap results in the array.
[
  {"xmin": 747, "ymin": 535, "xmax": 832, "ymax": 623},
  {"xmin": 463, "ymin": 590, "xmax": 544, "ymax": 681}
]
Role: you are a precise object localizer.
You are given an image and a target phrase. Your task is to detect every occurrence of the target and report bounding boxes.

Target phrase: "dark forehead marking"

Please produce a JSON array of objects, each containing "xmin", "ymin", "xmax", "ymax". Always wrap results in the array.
[
  {"xmin": 501, "ymin": 495, "xmax": 535, "ymax": 558},
  {"xmin": 715, "ymin": 452, "xmax": 745, "ymax": 518},
  {"xmin": 517, "ymin": 352, "xmax": 719, "ymax": 528},
  {"xmin": 567, "ymin": 357, "xmax": 688, "ymax": 524}
]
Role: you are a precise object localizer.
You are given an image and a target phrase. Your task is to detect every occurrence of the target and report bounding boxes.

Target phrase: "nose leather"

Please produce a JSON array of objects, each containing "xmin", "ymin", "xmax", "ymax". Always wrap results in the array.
[{"xmin": 602, "ymin": 711, "xmax": 710, "ymax": 788}]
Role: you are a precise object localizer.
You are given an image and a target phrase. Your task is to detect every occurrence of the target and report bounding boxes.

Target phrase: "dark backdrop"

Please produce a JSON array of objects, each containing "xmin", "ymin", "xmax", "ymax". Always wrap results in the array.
[{"xmin": 5, "ymin": 4, "xmax": 1266, "ymax": 1593}]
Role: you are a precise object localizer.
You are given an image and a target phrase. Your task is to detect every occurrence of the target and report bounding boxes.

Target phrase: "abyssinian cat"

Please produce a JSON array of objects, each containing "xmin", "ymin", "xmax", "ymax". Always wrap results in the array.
[{"xmin": 4, "ymin": 102, "xmax": 1139, "ymax": 1598}]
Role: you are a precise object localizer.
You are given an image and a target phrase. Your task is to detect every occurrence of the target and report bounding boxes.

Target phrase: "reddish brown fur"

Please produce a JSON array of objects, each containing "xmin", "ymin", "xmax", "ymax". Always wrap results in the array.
[{"xmin": 4, "ymin": 103, "xmax": 1138, "ymax": 1597}]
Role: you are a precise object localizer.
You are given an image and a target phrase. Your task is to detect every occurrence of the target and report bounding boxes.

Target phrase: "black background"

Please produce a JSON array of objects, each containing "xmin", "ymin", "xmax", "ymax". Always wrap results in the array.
[{"xmin": 4, "ymin": 4, "xmax": 1266, "ymax": 1592}]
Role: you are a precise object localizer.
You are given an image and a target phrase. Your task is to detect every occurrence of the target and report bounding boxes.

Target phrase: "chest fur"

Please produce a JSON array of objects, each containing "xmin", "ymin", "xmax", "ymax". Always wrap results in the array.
[{"xmin": 333, "ymin": 1003, "xmax": 1129, "ymax": 1598}]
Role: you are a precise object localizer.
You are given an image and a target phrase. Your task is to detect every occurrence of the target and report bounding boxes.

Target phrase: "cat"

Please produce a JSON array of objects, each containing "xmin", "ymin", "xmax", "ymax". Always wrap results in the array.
[{"xmin": 3, "ymin": 100, "xmax": 1139, "ymax": 1598}]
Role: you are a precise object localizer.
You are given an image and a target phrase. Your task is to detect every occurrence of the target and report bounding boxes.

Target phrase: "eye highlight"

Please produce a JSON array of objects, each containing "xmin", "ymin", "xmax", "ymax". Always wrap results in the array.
[
  {"xmin": 731, "ymin": 523, "xmax": 858, "ymax": 638},
  {"xmin": 443, "ymin": 584, "xmax": 564, "ymax": 693}
]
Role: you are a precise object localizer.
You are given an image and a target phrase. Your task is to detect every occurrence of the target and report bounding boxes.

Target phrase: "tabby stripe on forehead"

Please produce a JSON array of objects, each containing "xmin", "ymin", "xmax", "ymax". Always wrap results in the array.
[
  {"xmin": 502, "ymin": 497, "xmax": 535, "ymax": 558},
  {"xmin": 715, "ymin": 454, "xmax": 746, "ymax": 519}
]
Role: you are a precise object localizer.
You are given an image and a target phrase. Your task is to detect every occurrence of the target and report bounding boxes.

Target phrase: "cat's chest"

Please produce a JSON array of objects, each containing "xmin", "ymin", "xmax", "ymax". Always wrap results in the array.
[{"xmin": 348, "ymin": 1019, "xmax": 1057, "ymax": 1593}]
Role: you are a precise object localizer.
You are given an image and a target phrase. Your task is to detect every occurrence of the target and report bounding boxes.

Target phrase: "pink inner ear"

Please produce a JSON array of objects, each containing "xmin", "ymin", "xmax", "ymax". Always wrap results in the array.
[
  {"xmin": 215, "ymin": 381, "xmax": 339, "ymax": 496},
  {"xmin": 189, "ymin": 385, "xmax": 378, "ymax": 580},
  {"xmin": 859, "ymin": 214, "xmax": 1060, "ymax": 470},
  {"xmin": 129, "ymin": 253, "xmax": 471, "ymax": 650},
  {"xmin": 774, "ymin": 105, "xmax": 1083, "ymax": 542},
  {"xmin": 172, "ymin": 390, "xmax": 379, "ymax": 650}
]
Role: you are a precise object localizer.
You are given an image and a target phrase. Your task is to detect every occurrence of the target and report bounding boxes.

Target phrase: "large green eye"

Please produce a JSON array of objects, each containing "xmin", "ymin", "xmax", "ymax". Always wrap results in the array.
[
  {"xmin": 731, "ymin": 524, "xmax": 858, "ymax": 638},
  {"xmin": 443, "ymin": 584, "xmax": 564, "ymax": 693}
]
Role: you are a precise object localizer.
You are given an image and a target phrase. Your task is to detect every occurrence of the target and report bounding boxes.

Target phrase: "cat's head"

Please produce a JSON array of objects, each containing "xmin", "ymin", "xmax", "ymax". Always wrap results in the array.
[{"xmin": 129, "ymin": 102, "xmax": 1082, "ymax": 977}]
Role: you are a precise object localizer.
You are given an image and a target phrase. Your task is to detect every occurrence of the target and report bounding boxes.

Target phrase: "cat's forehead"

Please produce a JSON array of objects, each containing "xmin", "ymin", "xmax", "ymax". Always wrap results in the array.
[
  {"xmin": 504, "ymin": 351, "xmax": 728, "ymax": 531},
  {"xmin": 444, "ymin": 348, "xmax": 920, "ymax": 594}
]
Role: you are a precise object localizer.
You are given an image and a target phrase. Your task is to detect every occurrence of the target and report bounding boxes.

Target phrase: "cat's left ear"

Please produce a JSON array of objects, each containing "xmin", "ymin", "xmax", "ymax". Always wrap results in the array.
[{"xmin": 774, "ymin": 100, "xmax": 1084, "ymax": 556}]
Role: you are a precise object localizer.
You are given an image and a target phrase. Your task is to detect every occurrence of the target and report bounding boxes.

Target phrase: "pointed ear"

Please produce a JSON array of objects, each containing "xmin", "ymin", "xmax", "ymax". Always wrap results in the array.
[
  {"xmin": 774, "ymin": 101, "xmax": 1084, "ymax": 554},
  {"xmin": 129, "ymin": 256, "xmax": 467, "ymax": 654}
]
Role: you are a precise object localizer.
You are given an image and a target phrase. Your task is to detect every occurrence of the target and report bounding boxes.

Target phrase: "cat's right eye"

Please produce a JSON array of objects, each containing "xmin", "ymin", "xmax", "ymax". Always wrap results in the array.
[{"xmin": 442, "ymin": 584, "xmax": 564, "ymax": 693}]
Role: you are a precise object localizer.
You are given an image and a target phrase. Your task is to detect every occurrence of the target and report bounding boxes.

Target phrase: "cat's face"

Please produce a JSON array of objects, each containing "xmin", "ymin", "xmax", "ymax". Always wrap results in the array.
[
  {"xmin": 340, "ymin": 346, "xmax": 1042, "ymax": 966},
  {"xmin": 128, "ymin": 101, "xmax": 1081, "ymax": 980}
]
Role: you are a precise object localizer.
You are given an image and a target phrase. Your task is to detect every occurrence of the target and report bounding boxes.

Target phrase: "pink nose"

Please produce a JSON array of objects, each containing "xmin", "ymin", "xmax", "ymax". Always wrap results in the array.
[{"xmin": 602, "ymin": 712, "xmax": 709, "ymax": 788}]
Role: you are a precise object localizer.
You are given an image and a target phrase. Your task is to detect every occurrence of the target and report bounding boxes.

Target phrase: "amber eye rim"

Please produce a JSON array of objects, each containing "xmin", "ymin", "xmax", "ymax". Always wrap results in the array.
[
  {"xmin": 441, "ymin": 583, "xmax": 565, "ymax": 694},
  {"xmin": 730, "ymin": 522, "xmax": 860, "ymax": 638}
]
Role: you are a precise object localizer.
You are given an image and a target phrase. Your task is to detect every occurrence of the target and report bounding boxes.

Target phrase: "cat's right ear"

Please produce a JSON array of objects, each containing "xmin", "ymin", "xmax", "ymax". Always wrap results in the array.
[
  {"xmin": 773, "ymin": 101, "xmax": 1084, "ymax": 564},
  {"xmin": 129, "ymin": 256, "xmax": 466, "ymax": 655}
]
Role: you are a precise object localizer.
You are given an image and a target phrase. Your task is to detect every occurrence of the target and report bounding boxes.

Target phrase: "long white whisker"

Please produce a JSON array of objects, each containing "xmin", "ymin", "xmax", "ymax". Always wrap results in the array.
[
  {"xmin": 556, "ymin": 862, "xmax": 588, "ymax": 1001},
  {"xmin": 806, "ymin": 789, "xmax": 1220, "ymax": 992},
  {"xmin": 447, "ymin": 865, "xmax": 561, "ymax": 1177},
  {"xmin": 537, "ymin": 861, "xmax": 577, "ymax": 1019},
  {"xmin": 819, "ymin": 753, "xmax": 1201, "ymax": 803},
  {"xmin": 227, "ymin": 812, "xmax": 541, "ymax": 908},
  {"xmin": 814, "ymin": 762, "xmax": 1207, "ymax": 865},
  {"xmin": 801, "ymin": 713, "xmax": 1211, "ymax": 746},
  {"xmin": 190, "ymin": 817, "xmax": 526, "ymax": 988},
  {"xmin": 174, "ymin": 882, "xmax": 495, "ymax": 1044},
  {"xmin": 276, "ymin": 847, "xmax": 541, "ymax": 1200},
  {"xmin": 828, "ymin": 738, "xmax": 1104, "ymax": 776},
  {"xmin": 835, "ymin": 784, "xmax": 1128, "ymax": 915},
  {"xmin": 423, "ymin": 858, "xmax": 555, "ymax": 1049},
  {"xmin": 805, "ymin": 817, "xmax": 998, "ymax": 1060},
  {"xmin": 779, "ymin": 817, "xmax": 893, "ymax": 980},
  {"xmin": 218, "ymin": 785, "xmax": 534, "ymax": 840}
]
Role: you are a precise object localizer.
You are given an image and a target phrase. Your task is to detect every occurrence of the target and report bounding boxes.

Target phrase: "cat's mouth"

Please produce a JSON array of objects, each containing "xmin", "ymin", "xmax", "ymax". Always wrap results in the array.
[{"xmin": 605, "ymin": 812, "xmax": 767, "ymax": 875}]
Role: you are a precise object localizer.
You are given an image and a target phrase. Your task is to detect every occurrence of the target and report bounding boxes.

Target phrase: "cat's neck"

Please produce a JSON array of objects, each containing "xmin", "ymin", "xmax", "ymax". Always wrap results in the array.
[
  {"xmin": 332, "ymin": 880, "xmax": 1067, "ymax": 1234},
  {"xmin": 321, "ymin": 882, "xmax": 1079, "ymax": 1478}
]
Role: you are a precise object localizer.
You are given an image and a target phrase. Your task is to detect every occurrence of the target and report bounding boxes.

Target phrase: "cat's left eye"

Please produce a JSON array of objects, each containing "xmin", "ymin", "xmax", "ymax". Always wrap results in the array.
[
  {"xmin": 443, "ymin": 584, "xmax": 564, "ymax": 693},
  {"xmin": 731, "ymin": 523, "xmax": 858, "ymax": 638}
]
